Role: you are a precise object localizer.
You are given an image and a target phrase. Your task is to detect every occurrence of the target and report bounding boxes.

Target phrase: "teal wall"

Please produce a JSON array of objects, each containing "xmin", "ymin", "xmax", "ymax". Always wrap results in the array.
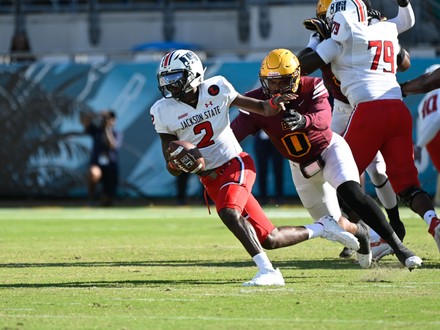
[{"xmin": 1, "ymin": 57, "xmax": 438, "ymax": 199}]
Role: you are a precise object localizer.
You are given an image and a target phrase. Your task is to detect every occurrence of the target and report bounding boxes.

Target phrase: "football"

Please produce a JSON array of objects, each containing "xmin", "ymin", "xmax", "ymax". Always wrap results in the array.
[{"xmin": 168, "ymin": 140, "xmax": 205, "ymax": 174}]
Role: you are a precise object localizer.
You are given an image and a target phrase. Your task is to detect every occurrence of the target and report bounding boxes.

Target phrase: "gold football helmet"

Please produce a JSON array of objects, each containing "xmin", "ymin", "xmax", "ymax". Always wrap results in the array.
[
  {"xmin": 259, "ymin": 48, "xmax": 301, "ymax": 97},
  {"xmin": 316, "ymin": 0, "xmax": 333, "ymax": 19}
]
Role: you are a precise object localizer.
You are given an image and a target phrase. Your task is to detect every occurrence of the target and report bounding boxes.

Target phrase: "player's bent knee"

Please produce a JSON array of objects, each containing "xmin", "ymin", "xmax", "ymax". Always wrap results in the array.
[
  {"xmin": 337, "ymin": 181, "xmax": 365, "ymax": 203},
  {"xmin": 261, "ymin": 228, "xmax": 278, "ymax": 250},
  {"xmin": 398, "ymin": 186, "xmax": 427, "ymax": 209},
  {"xmin": 218, "ymin": 207, "xmax": 241, "ymax": 226}
]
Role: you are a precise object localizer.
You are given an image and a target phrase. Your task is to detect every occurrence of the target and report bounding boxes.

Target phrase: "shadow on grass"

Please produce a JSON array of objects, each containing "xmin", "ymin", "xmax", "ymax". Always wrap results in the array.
[
  {"xmin": 0, "ymin": 279, "xmax": 240, "ymax": 288},
  {"xmin": 0, "ymin": 258, "xmax": 366, "ymax": 270}
]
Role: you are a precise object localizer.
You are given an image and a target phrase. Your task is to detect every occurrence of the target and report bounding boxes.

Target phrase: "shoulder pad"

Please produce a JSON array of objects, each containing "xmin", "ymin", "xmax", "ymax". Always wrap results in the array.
[{"xmin": 331, "ymin": 12, "xmax": 351, "ymax": 42}]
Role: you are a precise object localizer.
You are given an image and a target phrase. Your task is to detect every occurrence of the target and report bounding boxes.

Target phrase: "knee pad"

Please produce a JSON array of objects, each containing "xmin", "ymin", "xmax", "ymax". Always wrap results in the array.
[{"xmin": 398, "ymin": 187, "xmax": 426, "ymax": 208}]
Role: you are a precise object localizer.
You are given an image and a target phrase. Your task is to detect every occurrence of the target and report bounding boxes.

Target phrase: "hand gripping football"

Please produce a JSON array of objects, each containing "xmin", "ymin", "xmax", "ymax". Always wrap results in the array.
[{"xmin": 168, "ymin": 140, "xmax": 205, "ymax": 174}]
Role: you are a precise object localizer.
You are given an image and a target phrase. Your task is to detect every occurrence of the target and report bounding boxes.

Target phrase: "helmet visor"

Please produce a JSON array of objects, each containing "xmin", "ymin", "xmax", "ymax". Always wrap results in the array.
[{"xmin": 158, "ymin": 71, "xmax": 186, "ymax": 87}]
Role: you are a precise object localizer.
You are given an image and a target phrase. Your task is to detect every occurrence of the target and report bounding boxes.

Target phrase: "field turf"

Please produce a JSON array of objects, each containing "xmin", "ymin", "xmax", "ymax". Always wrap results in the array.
[{"xmin": 0, "ymin": 205, "xmax": 439, "ymax": 329}]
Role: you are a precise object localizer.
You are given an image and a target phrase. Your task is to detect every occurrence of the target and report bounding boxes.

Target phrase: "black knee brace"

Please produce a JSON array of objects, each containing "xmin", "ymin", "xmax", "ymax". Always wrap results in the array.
[{"xmin": 398, "ymin": 187, "xmax": 427, "ymax": 208}]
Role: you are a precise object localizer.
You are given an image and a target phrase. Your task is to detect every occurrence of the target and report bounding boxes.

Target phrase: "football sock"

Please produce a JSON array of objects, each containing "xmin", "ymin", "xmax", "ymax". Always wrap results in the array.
[
  {"xmin": 423, "ymin": 210, "xmax": 438, "ymax": 227},
  {"xmin": 253, "ymin": 252, "xmax": 274, "ymax": 272},
  {"xmin": 304, "ymin": 223, "xmax": 324, "ymax": 239},
  {"xmin": 386, "ymin": 205, "xmax": 406, "ymax": 241}
]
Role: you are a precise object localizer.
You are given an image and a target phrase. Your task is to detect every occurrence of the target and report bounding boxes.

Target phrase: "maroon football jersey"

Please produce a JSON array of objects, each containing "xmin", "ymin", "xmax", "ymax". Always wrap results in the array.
[
  {"xmin": 232, "ymin": 76, "xmax": 333, "ymax": 164},
  {"xmin": 321, "ymin": 63, "xmax": 349, "ymax": 104}
]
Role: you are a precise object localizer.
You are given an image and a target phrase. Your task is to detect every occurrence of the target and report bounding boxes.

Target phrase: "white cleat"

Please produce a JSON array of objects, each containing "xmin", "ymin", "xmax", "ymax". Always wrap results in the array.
[
  {"xmin": 371, "ymin": 239, "xmax": 394, "ymax": 261},
  {"xmin": 318, "ymin": 215, "xmax": 360, "ymax": 251},
  {"xmin": 357, "ymin": 251, "xmax": 373, "ymax": 269},
  {"xmin": 405, "ymin": 256, "xmax": 423, "ymax": 270},
  {"xmin": 242, "ymin": 268, "xmax": 285, "ymax": 286}
]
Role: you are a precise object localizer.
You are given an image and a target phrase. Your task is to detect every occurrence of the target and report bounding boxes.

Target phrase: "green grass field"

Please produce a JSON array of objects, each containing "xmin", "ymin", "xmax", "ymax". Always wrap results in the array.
[{"xmin": 0, "ymin": 205, "xmax": 439, "ymax": 330}]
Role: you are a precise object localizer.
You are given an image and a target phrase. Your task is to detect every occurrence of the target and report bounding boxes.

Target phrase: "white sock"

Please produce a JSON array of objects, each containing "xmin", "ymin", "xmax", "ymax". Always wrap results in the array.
[
  {"xmin": 253, "ymin": 252, "xmax": 274, "ymax": 272},
  {"xmin": 423, "ymin": 210, "xmax": 438, "ymax": 226},
  {"xmin": 304, "ymin": 223, "xmax": 324, "ymax": 239}
]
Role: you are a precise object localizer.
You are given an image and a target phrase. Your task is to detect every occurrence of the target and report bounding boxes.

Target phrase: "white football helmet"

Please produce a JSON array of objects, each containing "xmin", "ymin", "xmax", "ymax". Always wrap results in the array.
[
  {"xmin": 326, "ymin": 0, "xmax": 368, "ymax": 24},
  {"xmin": 425, "ymin": 64, "xmax": 440, "ymax": 74},
  {"xmin": 157, "ymin": 49, "xmax": 205, "ymax": 100}
]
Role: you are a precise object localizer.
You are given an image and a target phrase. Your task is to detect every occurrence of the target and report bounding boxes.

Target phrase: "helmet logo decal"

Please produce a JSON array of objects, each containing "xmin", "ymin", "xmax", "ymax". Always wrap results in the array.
[
  {"xmin": 328, "ymin": 0, "xmax": 366, "ymax": 22},
  {"xmin": 162, "ymin": 51, "xmax": 176, "ymax": 67},
  {"xmin": 178, "ymin": 52, "xmax": 198, "ymax": 70},
  {"xmin": 208, "ymin": 85, "xmax": 220, "ymax": 96},
  {"xmin": 328, "ymin": 0, "xmax": 346, "ymax": 18}
]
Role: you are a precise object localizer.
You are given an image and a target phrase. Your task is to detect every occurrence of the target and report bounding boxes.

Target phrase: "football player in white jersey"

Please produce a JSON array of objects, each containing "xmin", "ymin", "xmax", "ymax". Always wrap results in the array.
[
  {"xmin": 150, "ymin": 49, "xmax": 360, "ymax": 286},
  {"xmin": 414, "ymin": 64, "xmax": 440, "ymax": 209},
  {"xmin": 300, "ymin": 0, "xmax": 414, "ymax": 261},
  {"xmin": 298, "ymin": 0, "xmax": 440, "ymax": 258}
]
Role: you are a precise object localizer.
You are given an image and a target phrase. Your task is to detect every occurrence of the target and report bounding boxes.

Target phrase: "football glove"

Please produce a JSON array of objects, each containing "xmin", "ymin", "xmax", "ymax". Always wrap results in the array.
[
  {"xmin": 283, "ymin": 109, "xmax": 306, "ymax": 131},
  {"xmin": 303, "ymin": 18, "xmax": 331, "ymax": 41},
  {"xmin": 397, "ymin": 0, "xmax": 410, "ymax": 7},
  {"xmin": 368, "ymin": 9, "xmax": 384, "ymax": 21}
]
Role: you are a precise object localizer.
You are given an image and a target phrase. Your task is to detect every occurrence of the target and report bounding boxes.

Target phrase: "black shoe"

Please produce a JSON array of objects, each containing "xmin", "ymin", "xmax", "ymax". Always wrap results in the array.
[{"xmin": 339, "ymin": 246, "xmax": 355, "ymax": 258}]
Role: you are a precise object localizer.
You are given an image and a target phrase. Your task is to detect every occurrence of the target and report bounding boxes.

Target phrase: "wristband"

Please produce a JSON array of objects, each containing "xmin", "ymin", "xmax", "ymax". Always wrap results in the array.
[{"xmin": 269, "ymin": 96, "xmax": 279, "ymax": 109}]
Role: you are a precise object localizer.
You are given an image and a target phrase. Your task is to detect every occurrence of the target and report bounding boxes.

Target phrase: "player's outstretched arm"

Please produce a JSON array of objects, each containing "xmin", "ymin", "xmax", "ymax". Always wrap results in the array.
[
  {"xmin": 297, "ymin": 51, "xmax": 327, "ymax": 76},
  {"xmin": 401, "ymin": 67, "xmax": 440, "ymax": 96},
  {"xmin": 387, "ymin": 0, "xmax": 415, "ymax": 34},
  {"xmin": 232, "ymin": 93, "xmax": 298, "ymax": 117}
]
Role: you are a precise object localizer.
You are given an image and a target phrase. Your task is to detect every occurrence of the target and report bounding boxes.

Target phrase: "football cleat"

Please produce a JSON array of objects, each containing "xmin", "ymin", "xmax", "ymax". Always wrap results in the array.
[
  {"xmin": 242, "ymin": 268, "xmax": 285, "ymax": 286},
  {"xmin": 318, "ymin": 215, "xmax": 360, "ymax": 251},
  {"xmin": 394, "ymin": 245, "xmax": 423, "ymax": 271},
  {"xmin": 371, "ymin": 239, "xmax": 394, "ymax": 261},
  {"xmin": 339, "ymin": 247, "xmax": 355, "ymax": 259},
  {"xmin": 404, "ymin": 256, "xmax": 423, "ymax": 270},
  {"xmin": 355, "ymin": 221, "xmax": 372, "ymax": 268},
  {"xmin": 428, "ymin": 217, "xmax": 440, "ymax": 252}
]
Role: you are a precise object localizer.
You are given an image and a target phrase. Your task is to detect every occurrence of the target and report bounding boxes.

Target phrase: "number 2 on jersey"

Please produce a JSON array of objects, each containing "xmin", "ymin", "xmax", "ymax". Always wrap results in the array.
[
  {"xmin": 368, "ymin": 40, "xmax": 395, "ymax": 73},
  {"xmin": 193, "ymin": 121, "xmax": 215, "ymax": 148}
]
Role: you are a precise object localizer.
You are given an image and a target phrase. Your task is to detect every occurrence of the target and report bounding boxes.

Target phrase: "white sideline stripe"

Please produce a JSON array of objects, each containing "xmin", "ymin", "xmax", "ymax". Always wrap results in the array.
[
  {"xmin": 112, "ymin": 298, "xmax": 197, "ymax": 302},
  {"xmin": 0, "ymin": 314, "xmax": 439, "ymax": 326}
]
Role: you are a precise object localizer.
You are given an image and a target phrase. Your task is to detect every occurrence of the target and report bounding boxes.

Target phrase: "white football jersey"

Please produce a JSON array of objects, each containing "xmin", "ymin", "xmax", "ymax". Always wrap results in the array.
[
  {"xmin": 317, "ymin": 11, "xmax": 403, "ymax": 107},
  {"xmin": 416, "ymin": 88, "xmax": 440, "ymax": 147},
  {"xmin": 150, "ymin": 75, "xmax": 242, "ymax": 170}
]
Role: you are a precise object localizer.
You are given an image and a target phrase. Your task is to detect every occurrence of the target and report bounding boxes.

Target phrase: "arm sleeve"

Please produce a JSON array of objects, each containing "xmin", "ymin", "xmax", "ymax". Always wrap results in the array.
[
  {"xmin": 316, "ymin": 38, "xmax": 342, "ymax": 65},
  {"xmin": 387, "ymin": 3, "xmax": 415, "ymax": 34}
]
